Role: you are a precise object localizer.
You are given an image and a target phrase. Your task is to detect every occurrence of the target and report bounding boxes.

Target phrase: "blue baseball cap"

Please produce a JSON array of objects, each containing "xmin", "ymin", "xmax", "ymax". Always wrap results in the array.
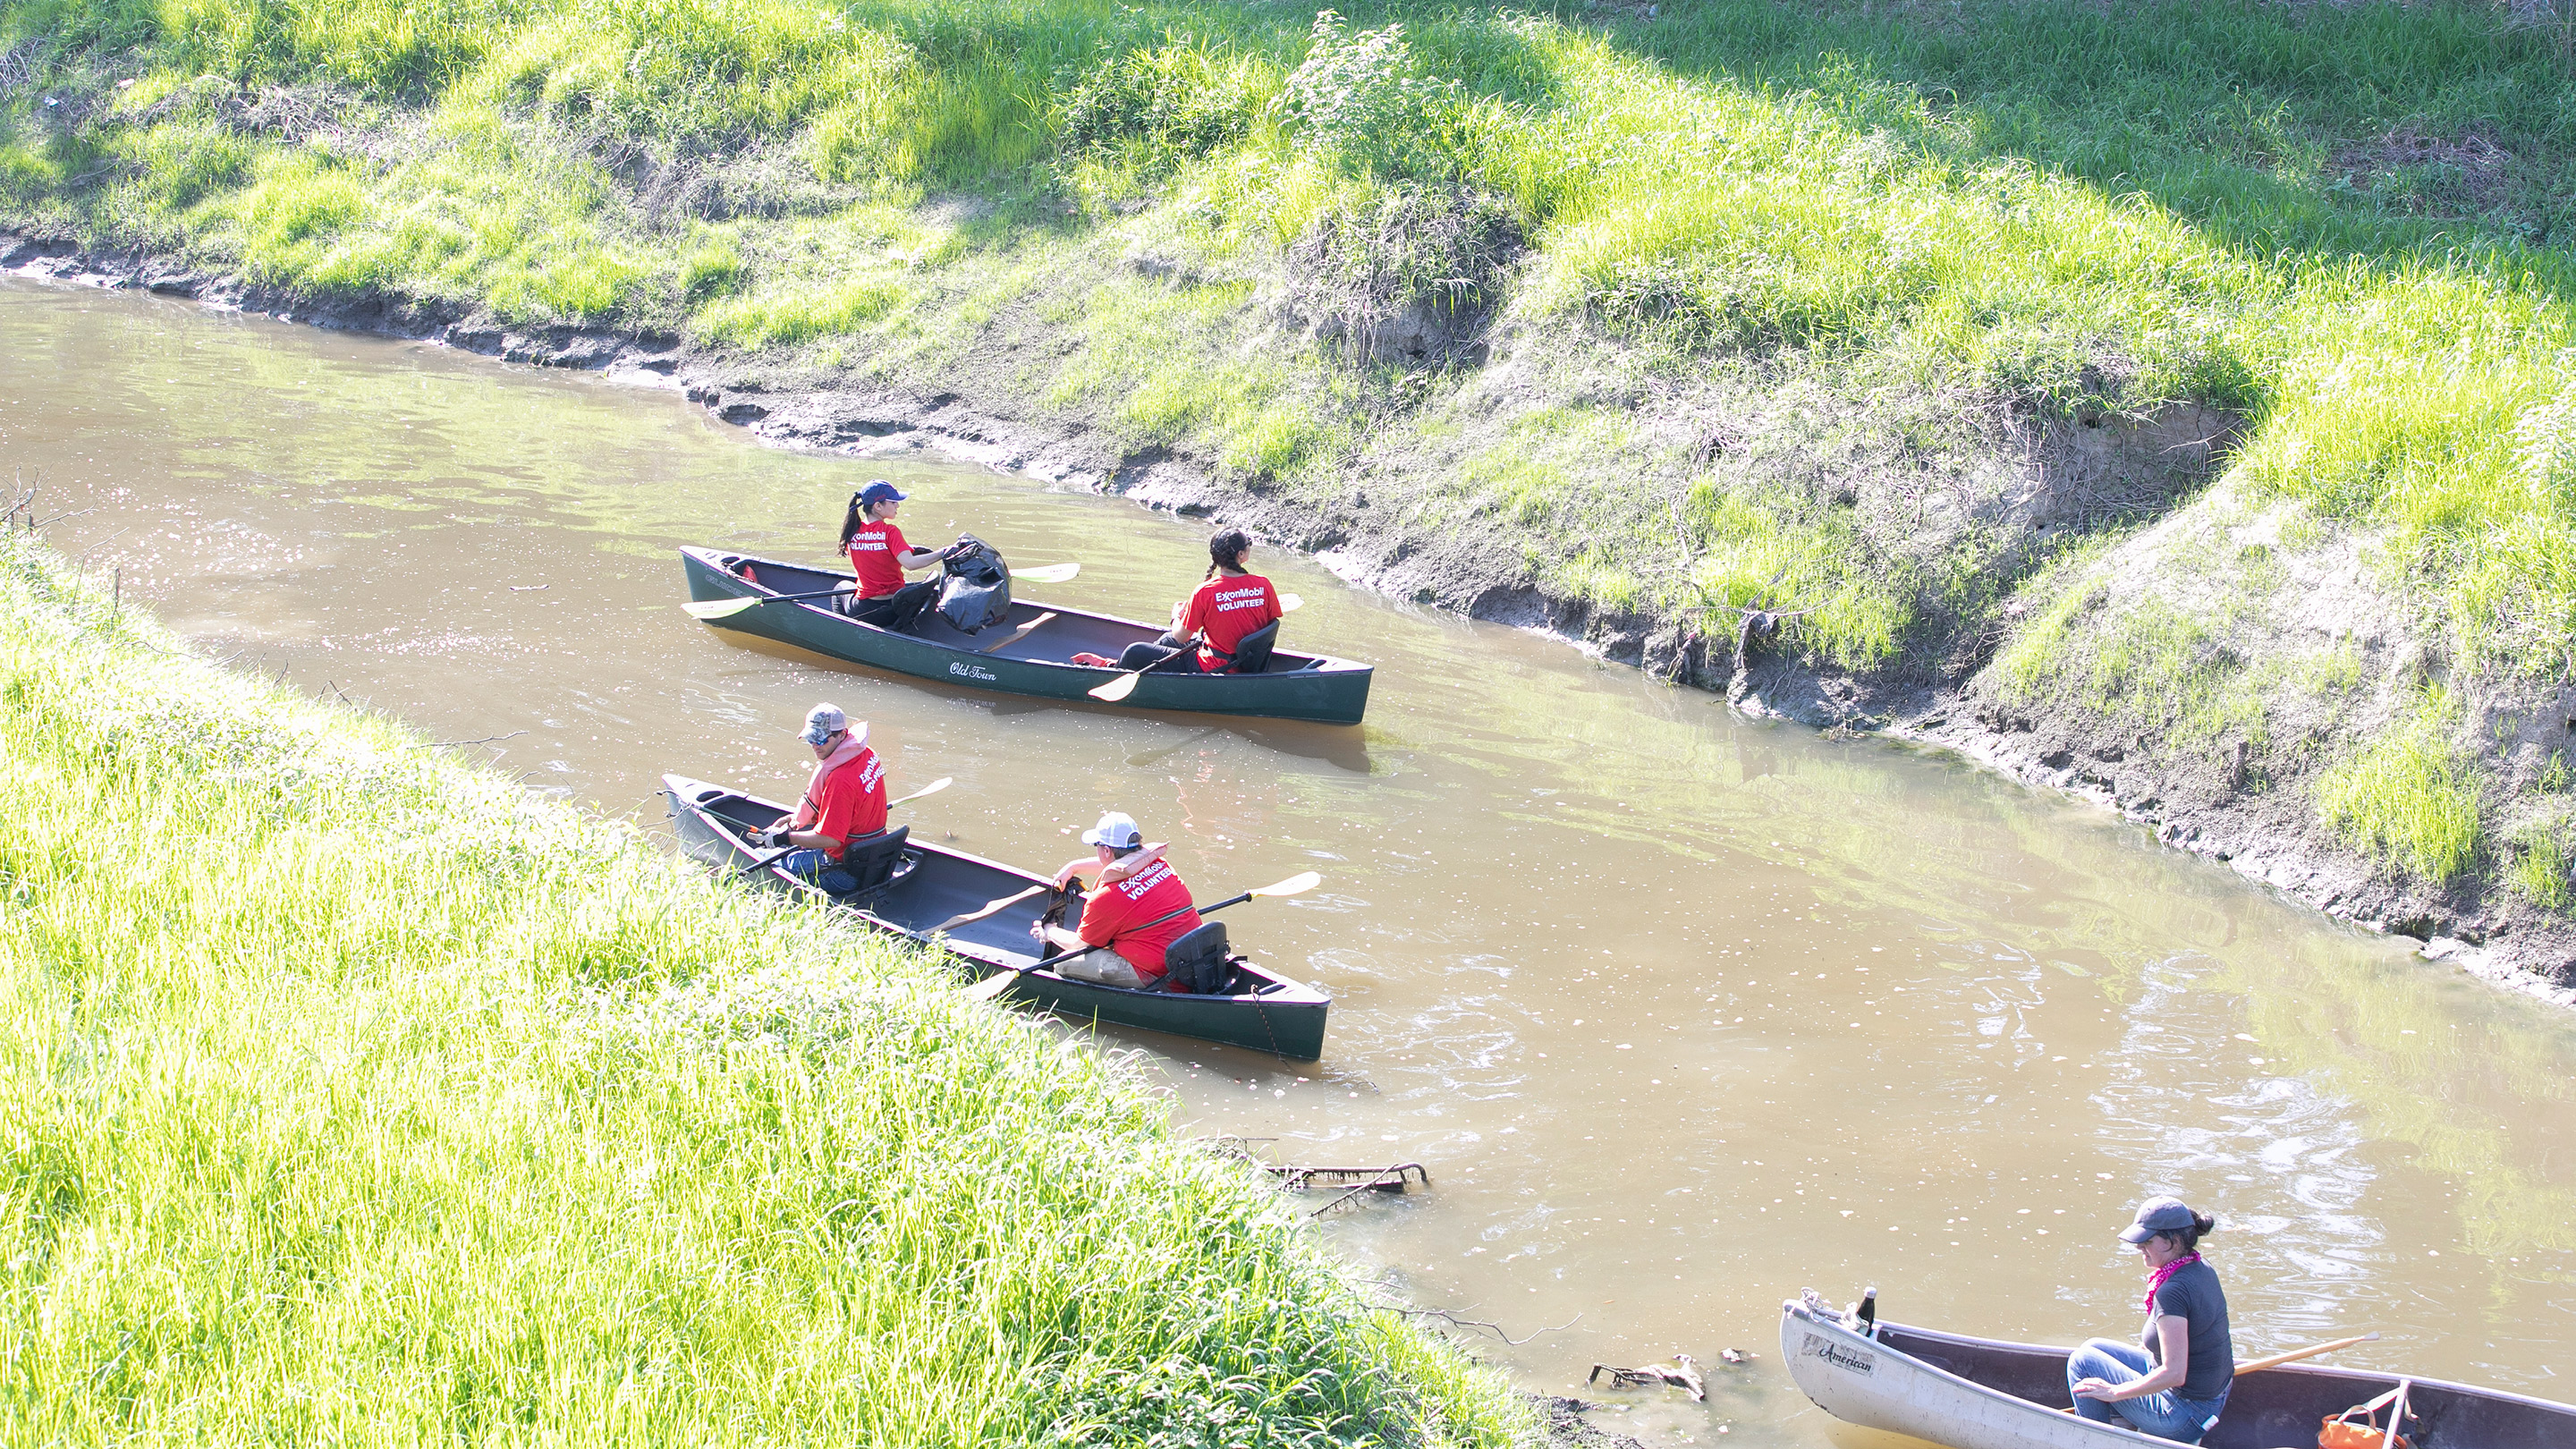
[
  {"xmin": 2119, "ymin": 1197, "xmax": 2204, "ymax": 1243},
  {"xmin": 860, "ymin": 480, "xmax": 905, "ymax": 505}
]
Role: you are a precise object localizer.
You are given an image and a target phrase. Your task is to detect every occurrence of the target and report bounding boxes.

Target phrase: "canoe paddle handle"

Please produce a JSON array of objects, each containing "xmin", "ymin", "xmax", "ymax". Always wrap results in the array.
[
  {"xmin": 732, "ymin": 780, "xmax": 948, "ymax": 878},
  {"xmin": 2234, "ymin": 1331, "xmax": 2379, "ymax": 1377},
  {"xmin": 732, "ymin": 843, "xmax": 801, "ymax": 878},
  {"xmin": 965, "ymin": 890, "xmax": 1251, "ymax": 1001},
  {"xmin": 1037, "ymin": 888, "xmax": 1252, "ymax": 971}
]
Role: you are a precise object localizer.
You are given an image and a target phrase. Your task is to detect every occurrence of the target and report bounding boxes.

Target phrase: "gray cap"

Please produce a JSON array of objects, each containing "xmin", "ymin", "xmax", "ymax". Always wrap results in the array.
[
  {"xmin": 800, "ymin": 702, "xmax": 850, "ymax": 745},
  {"xmin": 1081, "ymin": 810, "xmax": 1143, "ymax": 850},
  {"xmin": 2119, "ymin": 1196, "xmax": 2204, "ymax": 1243}
]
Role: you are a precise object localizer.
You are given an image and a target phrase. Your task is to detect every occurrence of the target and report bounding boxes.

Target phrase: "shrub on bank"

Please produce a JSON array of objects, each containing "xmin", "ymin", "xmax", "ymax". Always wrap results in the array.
[{"xmin": 0, "ymin": 533, "xmax": 1529, "ymax": 1445}]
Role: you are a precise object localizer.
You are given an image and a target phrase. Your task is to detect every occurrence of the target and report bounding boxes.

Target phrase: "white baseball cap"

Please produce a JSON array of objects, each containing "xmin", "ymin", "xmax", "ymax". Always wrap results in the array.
[{"xmin": 1081, "ymin": 810, "xmax": 1143, "ymax": 850}]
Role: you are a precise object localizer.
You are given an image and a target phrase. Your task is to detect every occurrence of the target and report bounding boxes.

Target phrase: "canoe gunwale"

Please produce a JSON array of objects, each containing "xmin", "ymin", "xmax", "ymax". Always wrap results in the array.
[{"xmin": 661, "ymin": 774, "xmax": 1328, "ymax": 1058}]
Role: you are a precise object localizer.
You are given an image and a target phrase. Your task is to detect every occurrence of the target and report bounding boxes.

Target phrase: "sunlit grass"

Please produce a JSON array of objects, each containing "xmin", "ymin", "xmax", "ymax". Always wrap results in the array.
[
  {"xmin": 0, "ymin": 532, "xmax": 1529, "ymax": 1445},
  {"xmin": 2317, "ymin": 688, "xmax": 2486, "ymax": 883},
  {"xmin": 2507, "ymin": 827, "xmax": 2572, "ymax": 911}
]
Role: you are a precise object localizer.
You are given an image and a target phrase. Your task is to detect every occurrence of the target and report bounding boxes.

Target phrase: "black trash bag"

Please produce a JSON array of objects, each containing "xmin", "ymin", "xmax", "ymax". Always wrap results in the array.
[{"xmin": 936, "ymin": 534, "xmax": 1012, "ymax": 633}]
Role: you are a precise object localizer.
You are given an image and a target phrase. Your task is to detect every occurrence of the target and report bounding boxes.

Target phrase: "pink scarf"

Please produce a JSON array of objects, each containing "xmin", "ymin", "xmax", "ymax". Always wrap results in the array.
[
  {"xmin": 792, "ymin": 732, "xmax": 869, "ymax": 829},
  {"xmin": 2144, "ymin": 1251, "xmax": 2201, "ymax": 1315}
]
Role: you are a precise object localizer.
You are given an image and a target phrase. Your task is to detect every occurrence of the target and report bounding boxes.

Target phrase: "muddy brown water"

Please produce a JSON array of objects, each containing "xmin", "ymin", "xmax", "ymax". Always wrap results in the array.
[{"xmin": 9, "ymin": 278, "xmax": 2575, "ymax": 1446}]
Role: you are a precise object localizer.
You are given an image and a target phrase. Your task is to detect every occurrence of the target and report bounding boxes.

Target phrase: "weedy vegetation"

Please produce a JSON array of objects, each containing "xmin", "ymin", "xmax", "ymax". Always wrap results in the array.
[
  {"xmin": 2317, "ymin": 687, "xmax": 2487, "ymax": 885},
  {"xmin": 0, "ymin": 531, "xmax": 1529, "ymax": 1444}
]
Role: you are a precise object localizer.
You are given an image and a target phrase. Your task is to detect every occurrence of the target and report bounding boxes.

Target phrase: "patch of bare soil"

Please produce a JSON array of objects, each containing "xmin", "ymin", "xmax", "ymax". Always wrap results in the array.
[{"xmin": 2328, "ymin": 123, "xmax": 2517, "ymax": 217}]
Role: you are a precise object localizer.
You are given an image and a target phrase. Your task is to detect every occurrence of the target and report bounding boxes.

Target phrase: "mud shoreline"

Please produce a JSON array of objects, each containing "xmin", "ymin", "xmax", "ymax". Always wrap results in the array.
[{"xmin": 12, "ymin": 224, "xmax": 2570, "ymax": 1009}]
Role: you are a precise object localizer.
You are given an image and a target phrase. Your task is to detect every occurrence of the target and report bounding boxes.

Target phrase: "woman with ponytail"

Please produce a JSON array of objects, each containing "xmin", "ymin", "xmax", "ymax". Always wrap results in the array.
[
  {"xmin": 2067, "ymin": 1196, "xmax": 2233, "ymax": 1442},
  {"xmin": 839, "ymin": 480, "xmax": 963, "ymax": 632}
]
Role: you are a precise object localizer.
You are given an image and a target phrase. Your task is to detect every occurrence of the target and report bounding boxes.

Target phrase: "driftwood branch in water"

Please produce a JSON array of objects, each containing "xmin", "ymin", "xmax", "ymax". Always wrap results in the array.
[
  {"xmin": 416, "ymin": 730, "xmax": 529, "ymax": 750},
  {"xmin": 1376, "ymin": 1304, "xmax": 1582, "ymax": 1347},
  {"xmin": 1588, "ymin": 1352, "xmax": 1707, "ymax": 1401}
]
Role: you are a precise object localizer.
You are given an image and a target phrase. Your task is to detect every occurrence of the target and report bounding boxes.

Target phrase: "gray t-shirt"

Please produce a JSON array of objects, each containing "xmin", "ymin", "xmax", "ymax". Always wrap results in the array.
[{"xmin": 2149, "ymin": 1258, "xmax": 2233, "ymax": 1402}]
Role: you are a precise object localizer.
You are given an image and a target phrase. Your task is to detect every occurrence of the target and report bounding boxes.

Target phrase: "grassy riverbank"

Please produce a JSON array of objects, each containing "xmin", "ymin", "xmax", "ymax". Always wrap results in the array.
[
  {"xmin": 0, "ymin": 532, "xmax": 1530, "ymax": 1443},
  {"xmin": 10, "ymin": 0, "xmax": 2576, "ymax": 973}
]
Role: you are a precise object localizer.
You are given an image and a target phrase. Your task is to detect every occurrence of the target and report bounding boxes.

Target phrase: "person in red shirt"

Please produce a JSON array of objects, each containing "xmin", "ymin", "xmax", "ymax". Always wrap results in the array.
[
  {"xmin": 755, "ymin": 702, "xmax": 889, "ymax": 891},
  {"xmin": 1033, "ymin": 810, "xmax": 1201, "ymax": 988},
  {"xmin": 837, "ymin": 480, "xmax": 963, "ymax": 632},
  {"xmin": 1107, "ymin": 530, "xmax": 1284, "ymax": 674}
]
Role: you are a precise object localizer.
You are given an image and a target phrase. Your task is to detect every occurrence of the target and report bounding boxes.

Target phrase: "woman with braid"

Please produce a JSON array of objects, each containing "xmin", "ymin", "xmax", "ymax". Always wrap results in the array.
[{"xmin": 1075, "ymin": 529, "xmax": 1284, "ymax": 674}]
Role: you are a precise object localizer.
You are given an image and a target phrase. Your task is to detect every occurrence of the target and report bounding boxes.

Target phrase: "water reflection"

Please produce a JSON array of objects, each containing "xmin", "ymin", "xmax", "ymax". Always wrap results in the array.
[{"xmin": 8, "ymin": 278, "xmax": 2575, "ymax": 1446}]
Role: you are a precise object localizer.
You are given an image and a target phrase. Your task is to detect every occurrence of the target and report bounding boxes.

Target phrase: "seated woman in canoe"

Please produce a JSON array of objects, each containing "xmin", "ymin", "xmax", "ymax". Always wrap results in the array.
[
  {"xmin": 840, "ymin": 480, "xmax": 967, "ymax": 631},
  {"xmin": 750, "ymin": 702, "xmax": 886, "ymax": 892},
  {"xmin": 2067, "ymin": 1196, "xmax": 2233, "ymax": 1443},
  {"xmin": 1032, "ymin": 810, "xmax": 1202, "ymax": 989},
  {"xmin": 1072, "ymin": 530, "xmax": 1284, "ymax": 674}
]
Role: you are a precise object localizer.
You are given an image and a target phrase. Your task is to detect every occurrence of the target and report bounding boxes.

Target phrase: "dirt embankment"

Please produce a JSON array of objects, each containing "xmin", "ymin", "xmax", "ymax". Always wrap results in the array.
[{"xmin": 11, "ymin": 224, "xmax": 2573, "ymax": 1009}]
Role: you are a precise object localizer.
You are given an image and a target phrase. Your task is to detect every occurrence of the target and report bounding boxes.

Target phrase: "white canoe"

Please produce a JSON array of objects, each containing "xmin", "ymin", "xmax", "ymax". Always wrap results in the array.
[{"xmin": 1780, "ymin": 1295, "xmax": 2573, "ymax": 1449}]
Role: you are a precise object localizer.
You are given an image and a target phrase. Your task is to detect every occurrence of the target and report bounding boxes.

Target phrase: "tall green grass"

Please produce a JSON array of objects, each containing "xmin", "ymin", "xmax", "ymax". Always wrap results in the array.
[
  {"xmin": 2317, "ymin": 687, "xmax": 2487, "ymax": 883},
  {"xmin": 0, "ymin": 533, "xmax": 1528, "ymax": 1445}
]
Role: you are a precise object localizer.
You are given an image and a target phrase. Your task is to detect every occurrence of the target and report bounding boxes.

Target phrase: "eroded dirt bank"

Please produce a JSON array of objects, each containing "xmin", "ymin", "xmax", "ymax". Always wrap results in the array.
[{"xmin": 12, "ymin": 224, "xmax": 2572, "ymax": 1008}]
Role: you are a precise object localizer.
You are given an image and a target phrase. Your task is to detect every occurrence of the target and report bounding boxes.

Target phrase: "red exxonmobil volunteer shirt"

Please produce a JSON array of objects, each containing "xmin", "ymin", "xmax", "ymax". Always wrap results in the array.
[
  {"xmin": 1180, "ymin": 573, "xmax": 1283, "ymax": 671},
  {"xmin": 846, "ymin": 521, "xmax": 910, "ymax": 598},
  {"xmin": 809, "ymin": 749, "xmax": 887, "ymax": 859},
  {"xmin": 1077, "ymin": 858, "xmax": 1201, "ymax": 979}
]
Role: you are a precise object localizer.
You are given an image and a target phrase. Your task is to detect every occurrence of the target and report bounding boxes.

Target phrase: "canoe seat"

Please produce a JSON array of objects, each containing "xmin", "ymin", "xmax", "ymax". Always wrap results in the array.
[
  {"xmin": 833, "ymin": 826, "xmax": 916, "ymax": 901},
  {"xmin": 1217, "ymin": 621, "xmax": 1280, "ymax": 675},
  {"xmin": 1161, "ymin": 920, "xmax": 1237, "ymax": 995}
]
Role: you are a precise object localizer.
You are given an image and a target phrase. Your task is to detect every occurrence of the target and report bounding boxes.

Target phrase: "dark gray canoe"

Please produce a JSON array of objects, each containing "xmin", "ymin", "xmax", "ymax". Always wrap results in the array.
[
  {"xmin": 682, "ymin": 547, "xmax": 1374, "ymax": 725},
  {"xmin": 663, "ymin": 774, "xmax": 1330, "ymax": 1060},
  {"xmin": 1783, "ymin": 1294, "xmax": 2574, "ymax": 1449}
]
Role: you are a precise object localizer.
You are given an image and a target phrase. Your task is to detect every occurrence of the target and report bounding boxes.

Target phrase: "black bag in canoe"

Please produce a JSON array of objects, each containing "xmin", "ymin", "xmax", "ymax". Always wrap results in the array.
[{"xmin": 936, "ymin": 535, "xmax": 1011, "ymax": 633}]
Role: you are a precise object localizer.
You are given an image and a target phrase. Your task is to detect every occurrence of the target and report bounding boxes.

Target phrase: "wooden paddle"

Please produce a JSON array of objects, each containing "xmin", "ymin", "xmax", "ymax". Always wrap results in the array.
[
  {"xmin": 1083, "ymin": 592, "xmax": 1308, "ymax": 702},
  {"xmin": 928, "ymin": 884, "xmax": 1048, "ymax": 934},
  {"xmin": 685, "ymin": 564, "xmax": 1079, "ymax": 622},
  {"xmin": 685, "ymin": 587, "xmax": 850, "ymax": 621},
  {"xmin": 963, "ymin": 869, "xmax": 1321, "ymax": 1001},
  {"xmin": 923, "ymin": 843, "xmax": 1167, "ymax": 934},
  {"xmin": 978, "ymin": 611, "xmax": 1055, "ymax": 653},
  {"xmin": 2235, "ymin": 1331, "xmax": 2379, "ymax": 1377},
  {"xmin": 729, "ymin": 776, "xmax": 953, "ymax": 877}
]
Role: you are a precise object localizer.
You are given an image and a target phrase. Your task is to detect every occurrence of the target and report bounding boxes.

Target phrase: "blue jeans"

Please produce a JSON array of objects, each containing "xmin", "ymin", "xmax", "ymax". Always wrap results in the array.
[
  {"xmin": 2066, "ymin": 1339, "xmax": 2226, "ymax": 1443},
  {"xmin": 778, "ymin": 848, "xmax": 856, "ymax": 894}
]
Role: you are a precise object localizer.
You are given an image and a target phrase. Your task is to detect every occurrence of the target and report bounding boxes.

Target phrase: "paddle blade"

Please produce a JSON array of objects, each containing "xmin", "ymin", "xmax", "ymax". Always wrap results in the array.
[
  {"xmin": 1278, "ymin": 593, "xmax": 1304, "ymax": 612},
  {"xmin": 890, "ymin": 775, "xmax": 953, "ymax": 808},
  {"xmin": 1013, "ymin": 563, "xmax": 1080, "ymax": 584},
  {"xmin": 1251, "ymin": 870, "xmax": 1322, "ymax": 897},
  {"xmin": 682, "ymin": 596, "xmax": 765, "ymax": 621},
  {"xmin": 1089, "ymin": 670, "xmax": 1143, "ymax": 702},
  {"xmin": 928, "ymin": 884, "xmax": 1046, "ymax": 934},
  {"xmin": 964, "ymin": 969, "xmax": 1024, "ymax": 1001}
]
